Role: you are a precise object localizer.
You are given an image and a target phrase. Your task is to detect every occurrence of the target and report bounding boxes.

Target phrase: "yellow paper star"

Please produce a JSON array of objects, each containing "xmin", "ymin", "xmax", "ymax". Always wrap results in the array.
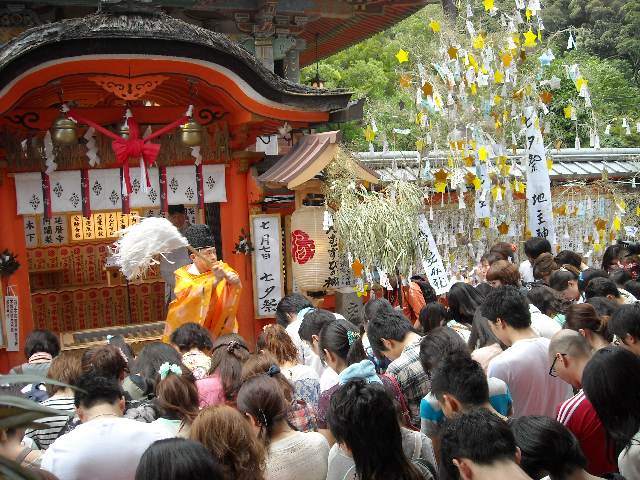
[
  {"xmin": 563, "ymin": 106, "xmax": 573, "ymax": 119},
  {"xmin": 494, "ymin": 70, "xmax": 504, "ymax": 84},
  {"xmin": 613, "ymin": 216, "xmax": 622, "ymax": 231},
  {"xmin": 502, "ymin": 52, "xmax": 513, "ymax": 67},
  {"xmin": 448, "ymin": 46, "xmax": 459, "ymax": 59},
  {"xmin": 478, "ymin": 146, "xmax": 488, "ymax": 161},
  {"xmin": 395, "ymin": 49, "xmax": 409, "ymax": 64},
  {"xmin": 594, "ymin": 243, "xmax": 602, "ymax": 253},
  {"xmin": 399, "ymin": 74, "xmax": 412, "ymax": 88},
  {"xmin": 415, "ymin": 111, "xmax": 424, "ymax": 125},
  {"xmin": 472, "ymin": 176, "xmax": 482, "ymax": 190},
  {"xmin": 525, "ymin": 8, "xmax": 533, "ymax": 20},
  {"xmin": 547, "ymin": 158, "xmax": 553, "ymax": 170},
  {"xmin": 482, "ymin": 218, "xmax": 491, "ymax": 228},
  {"xmin": 498, "ymin": 222, "xmax": 509, "ymax": 235},
  {"xmin": 351, "ymin": 259, "xmax": 364, "ymax": 277},
  {"xmin": 422, "ymin": 82, "xmax": 434, "ymax": 96},
  {"xmin": 416, "ymin": 139, "xmax": 426, "ymax": 151},
  {"xmin": 554, "ymin": 205, "xmax": 567, "ymax": 216},
  {"xmin": 364, "ymin": 125, "xmax": 376, "ymax": 142},
  {"xmin": 470, "ymin": 83, "xmax": 477, "ymax": 96},
  {"xmin": 575, "ymin": 77, "xmax": 588, "ymax": 92},
  {"xmin": 523, "ymin": 29, "xmax": 537, "ymax": 48},
  {"xmin": 463, "ymin": 155, "xmax": 475, "ymax": 166},
  {"xmin": 429, "ymin": 19, "xmax": 441, "ymax": 33},
  {"xmin": 473, "ymin": 35, "xmax": 485, "ymax": 50},
  {"xmin": 494, "ymin": 94, "xmax": 502, "ymax": 105},
  {"xmin": 356, "ymin": 283, "xmax": 369, "ymax": 298},
  {"xmin": 435, "ymin": 181, "xmax": 447, "ymax": 193},
  {"xmin": 483, "ymin": 0, "xmax": 494, "ymax": 11},
  {"xmin": 467, "ymin": 54, "xmax": 479, "ymax": 70},
  {"xmin": 434, "ymin": 169, "xmax": 449, "ymax": 183}
]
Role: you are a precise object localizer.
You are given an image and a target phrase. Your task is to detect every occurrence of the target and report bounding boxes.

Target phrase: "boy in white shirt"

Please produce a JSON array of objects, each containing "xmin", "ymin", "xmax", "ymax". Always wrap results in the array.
[{"xmin": 482, "ymin": 286, "xmax": 572, "ymax": 417}]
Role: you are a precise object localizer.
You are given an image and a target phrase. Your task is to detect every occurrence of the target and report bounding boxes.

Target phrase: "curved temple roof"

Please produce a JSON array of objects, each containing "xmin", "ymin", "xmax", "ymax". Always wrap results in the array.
[{"xmin": 0, "ymin": 11, "xmax": 352, "ymax": 114}]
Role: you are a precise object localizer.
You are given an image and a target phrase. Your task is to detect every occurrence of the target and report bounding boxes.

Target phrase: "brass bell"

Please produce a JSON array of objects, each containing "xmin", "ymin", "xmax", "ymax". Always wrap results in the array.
[
  {"xmin": 51, "ymin": 116, "xmax": 77, "ymax": 145},
  {"xmin": 180, "ymin": 120, "xmax": 203, "ymax": 146},
  {"xmin": 118, "ymin": 122, "xmax": 130, "ymax": 140}
]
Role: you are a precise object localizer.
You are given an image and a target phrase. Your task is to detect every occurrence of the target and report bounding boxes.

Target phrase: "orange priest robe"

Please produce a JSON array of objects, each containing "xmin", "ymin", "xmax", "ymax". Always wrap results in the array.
[{"xmin": 163, "ymin": 263, "xmax": 241, "ymax": 342}]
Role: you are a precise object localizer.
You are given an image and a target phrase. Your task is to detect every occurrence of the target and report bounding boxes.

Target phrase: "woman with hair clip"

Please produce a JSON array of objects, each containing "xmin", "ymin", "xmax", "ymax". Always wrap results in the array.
[
  {"xmin": 237, "ymin": 375, "xmax": 329, "ymax": 480},
  {"xmin": 327, "ymin": 380, "xmax": 436, "ymax": 480},
  {"xmin": 242, "ymin": 352, "xmax": 318, "ymax": 433},
  {"xmin": 533, "ymin": 253, "xmax": 560, "ymax": 284},
  {"xmin": 315, "ymin": 318, "xmax": 411, "ymax": 445},
  {"xmin": 190, "ymin": 405, "xmax": 266, "ymax": 480},
  {"xmin": 210, "ymin": 334, "xmax": 250, "ymax": 406},
  {"xmin": 549, "ymin": 265, "xmax": 582, "ymax": 302},
  {"xmin": 565, "ymin": 303, "xmax": 612, "ymax": 351},
  {"xmin": 151, "ymin": 362, "xmax": 199, "ymax": 437},
  {"xmin": 256, "ymin": 324, "xmax": 320, "ymax": 409}
]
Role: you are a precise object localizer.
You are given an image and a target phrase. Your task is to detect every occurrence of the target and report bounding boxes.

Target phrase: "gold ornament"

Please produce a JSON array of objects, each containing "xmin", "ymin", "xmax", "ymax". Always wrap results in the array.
[
  {"xmin": 51, "ymin": 116, "xmax": 77, "ymax": 145},
  {"xmin": 180, "ymin": 120, "xmax": 203, "ymax": 146}
]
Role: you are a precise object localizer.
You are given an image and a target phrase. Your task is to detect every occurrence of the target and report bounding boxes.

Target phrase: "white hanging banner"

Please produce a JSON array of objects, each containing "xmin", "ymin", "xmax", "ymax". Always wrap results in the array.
[
  {"xmin": 89, "ymin": 168, "xmax": 122, "ymax": 211},
  {"xmin": 524, "ymin": 106, "xmax": 556, "ymax": 245},
  {"xmin": 166, "ymin": 166, "xmax": 198, "ymax": 205},
  {"xmin": 14, "ymin": 172, "xmax": 44, "ymax": 215},
  {"xmin": 129, "ymin": 167, "xmax": 161, "ymax": 208},
  {"xmin": 418, "ymin": 214, "xmax": 451, "ymax": 295},
  {"xmin": 202, "ymin": 164, "xmax": 227, "ymax": 203},
  {"xmin": 250, "ymin": 214, "xmax": 284, "ymax": 318},
  {"xmin": 474, "ymin": 162, "xmax": 491, "ymax": 219},
  {"xmin": 48, "ymin": 170, "xmax": 82, "ymax": 213},
  {"xmin": 4, "ymin": 287, "xmax": 19, "ymax": 352}
]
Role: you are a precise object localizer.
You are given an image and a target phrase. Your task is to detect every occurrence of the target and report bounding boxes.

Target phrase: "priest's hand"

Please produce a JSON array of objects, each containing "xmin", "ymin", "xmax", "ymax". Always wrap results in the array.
[
  {"xmin": 226, "ymin": 271, "xmax": 241, "ymax": 286},
  {"xmin": 212, "ymin": 263, "xmax": 226, "ymax": 282}
]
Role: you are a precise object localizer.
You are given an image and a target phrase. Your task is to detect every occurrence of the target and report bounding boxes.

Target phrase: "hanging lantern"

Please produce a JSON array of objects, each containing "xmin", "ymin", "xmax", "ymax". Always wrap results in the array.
[
  {"xmin": 291, "ymin": 206, "xmax": 330, "ymax": 291},
  {"xmin": 51, "ymin": 116, "xmax": 77, "ymax": 145},
  {"xmin": 180, "ymin": 120, "xmax": 203, "ymax": 146}
]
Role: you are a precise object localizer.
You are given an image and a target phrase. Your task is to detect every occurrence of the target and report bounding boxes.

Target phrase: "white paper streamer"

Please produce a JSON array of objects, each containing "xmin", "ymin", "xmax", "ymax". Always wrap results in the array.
[
  {"xmin": 44, "ymin": 131, "xmax": 57, "ymax": 174},
  {"xmin": 84, "ymin": 127, "xmax": 101, "ymax": 167}
]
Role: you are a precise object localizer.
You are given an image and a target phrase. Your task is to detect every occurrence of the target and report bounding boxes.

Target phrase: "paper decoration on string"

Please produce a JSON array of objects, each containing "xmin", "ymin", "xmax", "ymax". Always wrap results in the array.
[
  {"xmin": 44, "ymin": 131, "xmax": 57, "ymax": 174},
  {"xmin": 429, "ymin": 19, "xmax": 441, "ymax": 32},
  {"xmin": 567, "ymin": 32, "xmax": 576, "ymax": 49},
  {"xmin": 524, "ymin": 106, "xmax": 555, "ymax": 245},
  {"xmin": 84, "ymin": 127, "xmax": 101, "ymax": 167}
]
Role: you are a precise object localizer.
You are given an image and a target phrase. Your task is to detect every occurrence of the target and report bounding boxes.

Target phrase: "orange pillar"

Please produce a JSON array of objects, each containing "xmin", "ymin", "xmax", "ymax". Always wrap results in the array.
[
  {"xmin": 0, "ymin": 173, "xmax": 34, "ymax": 372},
  {"xmin": 219, "ymin": 162, "xmax": 256, "ymax": 347}
]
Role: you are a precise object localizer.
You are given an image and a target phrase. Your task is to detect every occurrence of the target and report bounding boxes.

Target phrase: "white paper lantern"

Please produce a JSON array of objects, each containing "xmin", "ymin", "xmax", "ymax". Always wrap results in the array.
[{"xmin": 291, "ymin": 206, "xmax": 330, "ymax": 291}]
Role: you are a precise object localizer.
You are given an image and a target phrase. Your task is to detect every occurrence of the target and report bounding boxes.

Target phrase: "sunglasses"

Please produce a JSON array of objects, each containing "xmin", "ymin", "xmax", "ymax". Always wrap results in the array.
[{"xmin": 548, "ymin": 353, "xmax": 567, "ymax": 377}]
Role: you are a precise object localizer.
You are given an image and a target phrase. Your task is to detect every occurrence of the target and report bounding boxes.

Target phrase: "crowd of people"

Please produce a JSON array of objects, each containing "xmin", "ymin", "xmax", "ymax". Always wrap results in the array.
[{"xmin": 4, "ymin": 237, "xmax": 640, "ymax": 479}]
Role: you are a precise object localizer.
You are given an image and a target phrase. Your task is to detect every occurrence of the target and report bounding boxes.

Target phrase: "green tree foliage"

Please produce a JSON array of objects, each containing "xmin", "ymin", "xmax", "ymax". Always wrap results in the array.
[{"xmin": 303, "ymin": 3, "xmax": 640, "ymax": 150}]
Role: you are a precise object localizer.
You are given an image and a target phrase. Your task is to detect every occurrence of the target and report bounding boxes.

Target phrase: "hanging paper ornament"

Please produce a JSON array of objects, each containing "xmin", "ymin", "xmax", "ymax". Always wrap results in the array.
[
  {"xmin": 395, "ymin": 49, "xmax": 409, "ymax": 63},
  {"xmin": 575, "ymin": 135, "xmax": 581, "ymax": 150},
  {"xmin": 429, "ymin": 205, "xmax": 434, "ymax": 221},
  {"xmin": 605, "ymin": 124, "xmax": 611, "ymax": 135},
  {"xmin": 429, "ymin": 19, "xmax": 441, "ymax": 32},
  {"xmin": 567, "ymin": 32, "xmax": 576, "ymax": 50},
  {"xmin": 44, "ymin": 131, "xmax": 56, "ymax": 174},
  {"xmin": 84, "ymin": 127, "xmax": 101, "ymax": 167},
  {"xmin": 523, "ymin": 29, "xmax": 537, "ymax": 48}
]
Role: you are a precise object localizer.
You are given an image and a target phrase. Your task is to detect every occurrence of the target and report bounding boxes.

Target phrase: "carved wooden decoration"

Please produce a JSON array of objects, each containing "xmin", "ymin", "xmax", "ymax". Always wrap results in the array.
[{"xmin": 88, "ymin": 75, "xmax": 169, "ymax": 101}]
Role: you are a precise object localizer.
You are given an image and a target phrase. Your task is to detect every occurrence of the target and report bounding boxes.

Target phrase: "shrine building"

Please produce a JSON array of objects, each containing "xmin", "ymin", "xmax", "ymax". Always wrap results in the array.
[{"xmin": 0, "ymin": 0, "xmax": 428, "ymax": 369}]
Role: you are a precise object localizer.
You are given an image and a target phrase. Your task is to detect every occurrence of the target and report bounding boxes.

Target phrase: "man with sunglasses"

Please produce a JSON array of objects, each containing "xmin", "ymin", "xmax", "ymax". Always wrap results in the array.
[
  {"xmin": 164, "ymin": 224, "xmax": 241, "ymax": 342},
  {"xmin": 550, "ymin": 330, "xmax": 617, "ymax": 476}
]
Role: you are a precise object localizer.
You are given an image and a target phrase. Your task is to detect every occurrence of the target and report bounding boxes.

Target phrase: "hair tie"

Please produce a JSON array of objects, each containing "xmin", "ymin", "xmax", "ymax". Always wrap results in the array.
[
  {"xmin": 226, "ymin": 341, "xmax": 238, "ymax": 353},
  {"xmin": 266, "ymin": 364, "xmax": 280, "ymax": 377},
  {"xmin": 258, "ymin": 408, "xmax": 269, "ymax": 427},
  {"xmin": 159, "ymin": 362, "xmax": 182, "ymax": 380},
  {"xmin": 106, "ymin": 335, "xmax": 114, "ymax": 342},
  {"xmin": 347, "ymin": 330, "xmax": 361, "ymax": 346}
]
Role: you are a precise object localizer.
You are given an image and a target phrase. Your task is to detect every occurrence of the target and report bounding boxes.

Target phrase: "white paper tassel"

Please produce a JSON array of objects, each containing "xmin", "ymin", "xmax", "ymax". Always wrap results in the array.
[
  {"xmin": 191, "ymin": 146, "xmax": 202, "ymax": 166},
  {"xmin": 589, "ymin": 129, "xmax": 595, "ymax": 147},
  {"xmin": 575, "ymin": 135, "xmax": 581, "ymax": 149},
  {"xmin": 567, "ymin": 32, "xmax": 576, "ymax": 50},
  {"xmin": 112, "ymin": 217, "xmax": 189, "ymax": 280},
  {"xmin": 636, "ymin": 122, "xmax": 640, "ymax": 133},
  {"xmin": 594, "ymin": 134, "xmax": 601, "ymax": 149},
  {"xmin": 605, "ymin": 124, "xmax": 611, "ymax": 135},
  {"xmin": 429, "ymin": 206, "xmax": 434, "ymax": 221},
  {"xmin": 84, "ymin": 127, "xmax": 101, "ymax": 167},
  {"xmin": 44, "ymin": 131, "xmax": 57, "ymax": 174}
]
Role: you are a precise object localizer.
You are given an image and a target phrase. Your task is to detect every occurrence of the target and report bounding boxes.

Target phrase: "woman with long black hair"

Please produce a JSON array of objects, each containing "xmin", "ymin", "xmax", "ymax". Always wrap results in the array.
[
  {"xmin": 582, "ymin": 347, "xmax": 640, "ymax": 477},
  {"xmin": 327, "ymin": 380, "xmax": 436, "ymax": 480},
  {"xmin": 447, "ymin": 282, "xmax": 485, "ymax": 343}
]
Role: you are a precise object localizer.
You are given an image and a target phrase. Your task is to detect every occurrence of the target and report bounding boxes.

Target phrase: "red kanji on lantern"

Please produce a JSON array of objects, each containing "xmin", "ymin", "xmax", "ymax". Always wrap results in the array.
[{"xmin": 291, "ymin": 230, "xmax": 315, "ymax": 265}]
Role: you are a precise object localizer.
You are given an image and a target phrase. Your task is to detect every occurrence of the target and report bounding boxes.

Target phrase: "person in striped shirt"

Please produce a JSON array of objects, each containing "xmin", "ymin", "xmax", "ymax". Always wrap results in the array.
[
  {"xmin": 549, "ymin": 330, "xmax": 618, "ymax": 476},
  {"xmin": 24, "ymin": 352, "xmax": 81, "ymax": 450}
]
